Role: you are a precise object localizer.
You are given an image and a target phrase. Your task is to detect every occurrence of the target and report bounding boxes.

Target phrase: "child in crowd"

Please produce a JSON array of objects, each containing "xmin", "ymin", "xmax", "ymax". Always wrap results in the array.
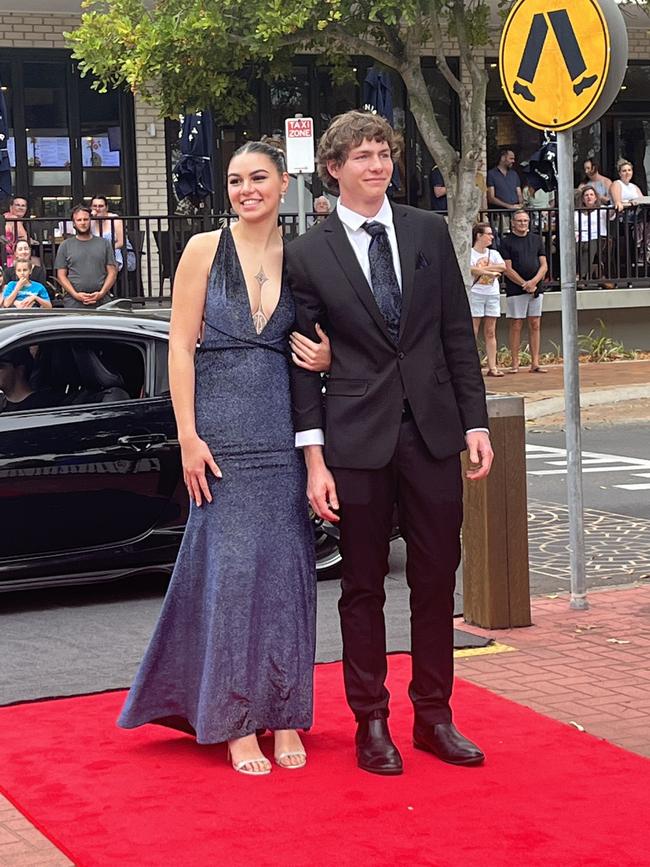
[{"xmin": 2, "ymin": 260, "xmax": 52, "ymax": 309}]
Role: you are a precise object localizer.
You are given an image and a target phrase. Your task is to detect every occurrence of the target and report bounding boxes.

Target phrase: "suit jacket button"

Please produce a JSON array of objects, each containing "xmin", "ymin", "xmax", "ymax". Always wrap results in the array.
[{"xmin": 398, "ymin": 351, "xmax": 405, "ymax": 359}]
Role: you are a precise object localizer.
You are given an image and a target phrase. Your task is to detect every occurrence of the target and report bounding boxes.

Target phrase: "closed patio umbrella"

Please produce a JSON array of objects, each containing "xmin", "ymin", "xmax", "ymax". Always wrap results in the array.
[
  {"xmin": 362, "ymin": 68, "xmax": 400, "ymax": 192},
  {"xmin": 0, "ymin": 87, "xmax": 12, "ymax": 199},
  {"xmin": 172, "ymin": 110, "xmax": 214, "ymax": 207}
]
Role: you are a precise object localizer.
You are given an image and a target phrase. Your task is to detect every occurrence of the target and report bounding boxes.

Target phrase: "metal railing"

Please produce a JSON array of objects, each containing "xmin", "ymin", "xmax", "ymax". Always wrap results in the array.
[
  {"xmin": 3, "ymin": 207, "xmax": 650, "ymax": 302},
  {"xmin": 1, "ymin": 214, "xmax": 314, "ymax": 302},
  {"xmin": 479, "ymin": 206, "xmax": 650, "ymax": 290}
]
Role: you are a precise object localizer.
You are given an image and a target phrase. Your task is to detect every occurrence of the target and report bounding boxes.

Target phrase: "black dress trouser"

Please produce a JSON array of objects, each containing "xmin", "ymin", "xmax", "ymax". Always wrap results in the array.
[{"xmin": 332, "ymin": 415, "xmax": 463, "ymax": 725}]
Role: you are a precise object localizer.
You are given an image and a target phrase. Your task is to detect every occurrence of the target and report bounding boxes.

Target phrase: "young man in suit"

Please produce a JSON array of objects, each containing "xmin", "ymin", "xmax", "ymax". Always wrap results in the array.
[{"xmin": 286, "ymin": 111, "xmax": 493, "ymax": 775}]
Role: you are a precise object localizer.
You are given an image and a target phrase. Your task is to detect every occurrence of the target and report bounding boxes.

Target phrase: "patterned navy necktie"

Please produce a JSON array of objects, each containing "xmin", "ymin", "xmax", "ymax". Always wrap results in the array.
[{"xmin": 362, "ymin": 221, "xmax": 401, "ymax": 342}]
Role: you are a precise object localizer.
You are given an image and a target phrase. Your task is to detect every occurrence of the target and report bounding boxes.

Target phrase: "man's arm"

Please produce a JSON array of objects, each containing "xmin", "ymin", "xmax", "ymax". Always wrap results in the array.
[
  {"xmin": 95, "ymin": 263, "xmax": 118, "ymax": 300},
  {"xmin": 285, "ymin": 247, "xmax": 327, "ymax": 434},
  {"xmin": 527, "ymin": 255, "xmax": 548, "ymax": 293},
  {"xmin": 56, "ymin": 268, "xmax": 83, "ymax": 301},
  {"xmin": 303, "ymin": 444, "xmax": 339, "ymax": 522},
  {"xmin": 503, "ymin": 258, "xmax": 527, "ymax": 289},
  {"xmin": 54, "ymin": 244, "xmax": 83, "ymax": 301}
]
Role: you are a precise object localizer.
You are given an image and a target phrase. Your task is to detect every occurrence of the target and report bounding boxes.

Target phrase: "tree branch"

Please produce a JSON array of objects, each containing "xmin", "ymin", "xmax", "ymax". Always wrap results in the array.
[
  {"xmin": 322, "ymin": 24, "xmax": 404, "ymax": 70},
  {"xmin": 425, "ymin": 7, "xmax": 463, "ymax": 96}
]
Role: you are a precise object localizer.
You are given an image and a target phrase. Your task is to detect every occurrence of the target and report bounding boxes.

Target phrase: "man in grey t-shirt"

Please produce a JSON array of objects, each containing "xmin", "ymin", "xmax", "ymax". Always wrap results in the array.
[{"xmin": 55, "ymin": 205, "xmax": 117, "ymax": 308}]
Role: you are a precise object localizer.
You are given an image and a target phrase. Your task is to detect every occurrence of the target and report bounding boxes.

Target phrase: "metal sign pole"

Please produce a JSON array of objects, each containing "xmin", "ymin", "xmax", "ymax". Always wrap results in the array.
[
  {"xmin": 557, "ymin": 128, "xmax": 588, "ymax": 609},
  {"xmin": 297, "ymin": 172, "xmax": 307, "ymax": 236}
]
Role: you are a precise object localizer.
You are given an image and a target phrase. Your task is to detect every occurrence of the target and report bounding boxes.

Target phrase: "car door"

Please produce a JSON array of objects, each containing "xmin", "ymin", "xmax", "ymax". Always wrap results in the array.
[{"xmin": 0, "ymin": 332, "xmax": 184, "ymax": 580}]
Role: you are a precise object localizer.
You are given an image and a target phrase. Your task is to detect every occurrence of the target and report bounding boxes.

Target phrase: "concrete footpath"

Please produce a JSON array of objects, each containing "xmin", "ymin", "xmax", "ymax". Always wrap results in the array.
[
  {"xmin": 1, "ymin": 360, "xmax": 649, "ymax": 865},
  {"xmin": 484, "ymin": 358, "xmax": 650, "ymax": 424}
]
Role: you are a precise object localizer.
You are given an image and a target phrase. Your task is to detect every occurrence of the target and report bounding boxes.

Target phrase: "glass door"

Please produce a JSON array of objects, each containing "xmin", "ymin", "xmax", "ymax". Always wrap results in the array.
[{"xmin": 23, "ymin": 60, "xmax": 73, "ymax": 218}]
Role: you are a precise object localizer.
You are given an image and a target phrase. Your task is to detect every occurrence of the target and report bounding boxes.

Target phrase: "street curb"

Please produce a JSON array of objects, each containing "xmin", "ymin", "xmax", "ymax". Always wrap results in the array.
[{"xmin": 525, "ymin": 385, "xmax": 650, "ymax": 420}]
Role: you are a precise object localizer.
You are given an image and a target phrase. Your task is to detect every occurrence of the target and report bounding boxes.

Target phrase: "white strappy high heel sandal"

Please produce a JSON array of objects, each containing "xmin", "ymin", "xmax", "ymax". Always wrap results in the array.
[
  {"xmin": 274, "ymin": 749, "xmax": 307, "ymax": 769},
  {"xmin": 227, "ymin": 745, "xmax": 271, "ymax": 776}
]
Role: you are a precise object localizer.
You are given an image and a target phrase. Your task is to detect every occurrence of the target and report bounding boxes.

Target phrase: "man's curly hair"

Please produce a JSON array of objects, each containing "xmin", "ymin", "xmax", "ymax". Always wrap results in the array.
[{"xmin": 317, "ymin": 110, "xmax": 400, "ymax": 195}]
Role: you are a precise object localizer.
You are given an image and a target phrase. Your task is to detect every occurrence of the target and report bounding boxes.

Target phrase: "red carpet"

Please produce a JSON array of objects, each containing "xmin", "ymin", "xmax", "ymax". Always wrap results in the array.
[{"xmin": 1, "ymin": 654, "xmax": 649, "ymax": 867}]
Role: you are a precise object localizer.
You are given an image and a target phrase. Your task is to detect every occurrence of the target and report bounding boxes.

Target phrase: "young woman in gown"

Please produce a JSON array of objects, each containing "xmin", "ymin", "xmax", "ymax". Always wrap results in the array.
[{"xmin": 117, "ymin": 142, "xmax": 331, "ymax": 775}]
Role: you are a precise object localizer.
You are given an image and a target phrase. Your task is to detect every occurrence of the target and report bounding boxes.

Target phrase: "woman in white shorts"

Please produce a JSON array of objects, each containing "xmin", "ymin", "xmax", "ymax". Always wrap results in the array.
[{"xmin": 469, "ymin": 222, "xmax": 506, "ymax": 376}]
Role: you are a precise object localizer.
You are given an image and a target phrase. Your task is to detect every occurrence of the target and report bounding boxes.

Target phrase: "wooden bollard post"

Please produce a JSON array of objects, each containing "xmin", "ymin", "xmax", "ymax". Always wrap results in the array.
[{"xmin": 462, "ymin": 395, "xmax": 532, "ymax": 628}]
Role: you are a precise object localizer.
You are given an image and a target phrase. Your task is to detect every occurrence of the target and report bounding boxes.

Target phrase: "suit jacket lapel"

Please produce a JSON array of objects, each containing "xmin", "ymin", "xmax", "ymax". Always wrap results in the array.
[
  {"xmin": 324, "ymin": 211, "xmax": 392, "ymax": 340},
  {"xmin": 392, "ymin": 204, "xmax": 415, "ymax": 340}
]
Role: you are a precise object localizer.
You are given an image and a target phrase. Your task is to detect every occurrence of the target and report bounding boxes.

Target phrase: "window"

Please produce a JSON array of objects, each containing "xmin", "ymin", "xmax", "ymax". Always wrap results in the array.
[
  {"xmin": 0, "ymin": 63, "xmax": 15, "ymax": 209},
  {"xmin": 0, "ymin": 337, "xmax": 145, "ymax": 413},
  {"xmin": 78, "ymin": 73, "xmax": 123, "ymax": 209},
  {"xmin": 24, "ymin": 62, "xmax": 72, "ymax": 216},
  {"xmin": 1, "ymin": 52, "xmax": 135, "ymax": 219}
]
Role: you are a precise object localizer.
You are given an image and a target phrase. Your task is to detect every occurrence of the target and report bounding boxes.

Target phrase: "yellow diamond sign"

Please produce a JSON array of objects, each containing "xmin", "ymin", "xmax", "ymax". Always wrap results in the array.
[{"xmin": 499, "ymin": 0, "xmax": 617, "ymax": 131}]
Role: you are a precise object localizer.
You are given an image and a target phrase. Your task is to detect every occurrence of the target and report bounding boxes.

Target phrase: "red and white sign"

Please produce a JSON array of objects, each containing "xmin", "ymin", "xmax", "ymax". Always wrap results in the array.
[{"xmin": 285, "ymin": 117, "xmax": 315, "ymax": 174}]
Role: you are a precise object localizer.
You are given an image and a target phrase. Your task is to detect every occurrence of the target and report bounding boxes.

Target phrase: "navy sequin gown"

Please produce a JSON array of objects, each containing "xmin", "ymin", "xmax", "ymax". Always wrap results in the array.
[{"xmin": 118, "ymin": 228, "xmax": 316, "ymax": 743}]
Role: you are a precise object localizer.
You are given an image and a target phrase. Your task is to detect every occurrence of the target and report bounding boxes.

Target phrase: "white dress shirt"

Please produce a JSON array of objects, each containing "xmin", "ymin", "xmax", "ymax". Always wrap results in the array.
[{"xmin": 294, "ymin": 197, "xmax": 488, "ymax": 447}]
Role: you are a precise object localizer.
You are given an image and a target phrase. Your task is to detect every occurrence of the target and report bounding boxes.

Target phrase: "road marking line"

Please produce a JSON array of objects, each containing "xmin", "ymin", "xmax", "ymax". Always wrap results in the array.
[
  {"xmin": 454, "ymin": 642, "xmax": 517, "ymax": 659},
  {"xmin": 529, "ymin": 466, "xmax": 648, "ymax": 475},
  {"xmin": 613, "ymin": 483, "xmax": 650, "ymax": 491}
]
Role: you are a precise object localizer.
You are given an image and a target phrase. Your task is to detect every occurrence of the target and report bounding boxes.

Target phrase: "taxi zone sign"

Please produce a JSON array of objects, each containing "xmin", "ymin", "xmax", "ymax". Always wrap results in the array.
[{"xmin": 285, "ymin": 117, "xmax": 315, "ymax": 173}]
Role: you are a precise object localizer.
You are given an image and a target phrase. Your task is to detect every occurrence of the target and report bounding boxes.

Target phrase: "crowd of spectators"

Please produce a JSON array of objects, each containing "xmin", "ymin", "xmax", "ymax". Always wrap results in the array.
[{"xmin": 1, "ymin": 195, "xmax": 123, "ymax": 310}]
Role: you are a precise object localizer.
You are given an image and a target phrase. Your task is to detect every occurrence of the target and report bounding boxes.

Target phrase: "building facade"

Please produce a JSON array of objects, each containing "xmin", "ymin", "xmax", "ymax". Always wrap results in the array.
[{"xmin": 1, "ymin": 3, "xmax": 649, "ymax": 217}]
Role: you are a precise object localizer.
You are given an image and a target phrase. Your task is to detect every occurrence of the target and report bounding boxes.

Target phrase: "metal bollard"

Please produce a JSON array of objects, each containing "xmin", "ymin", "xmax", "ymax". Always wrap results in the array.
[{"xmin": 462, "ymin": 394, "xmax": 532, "ymax": 629}]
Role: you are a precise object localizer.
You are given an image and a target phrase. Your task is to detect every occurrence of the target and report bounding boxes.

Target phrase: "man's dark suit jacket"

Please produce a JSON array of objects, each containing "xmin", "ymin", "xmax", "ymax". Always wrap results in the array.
[{"xmin": 286, "ymin": 204, "xmax": 488, "ymax": 469}]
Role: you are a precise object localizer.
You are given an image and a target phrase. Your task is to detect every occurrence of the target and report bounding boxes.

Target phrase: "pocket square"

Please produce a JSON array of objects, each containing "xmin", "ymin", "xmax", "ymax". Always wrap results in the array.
[{"xmin": 416, "ymin": 251, "xmax": 430, "ymax": 270}]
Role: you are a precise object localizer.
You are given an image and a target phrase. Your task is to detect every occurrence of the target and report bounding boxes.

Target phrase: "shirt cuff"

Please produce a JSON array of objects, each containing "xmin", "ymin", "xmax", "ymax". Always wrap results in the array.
[
  {"xmin": 466, "ymin": 428, "xmax": 490, "ymax": 435},
  {"xmin": 295, "ymin": 428, "xmax": 325, "ymax": 448}
]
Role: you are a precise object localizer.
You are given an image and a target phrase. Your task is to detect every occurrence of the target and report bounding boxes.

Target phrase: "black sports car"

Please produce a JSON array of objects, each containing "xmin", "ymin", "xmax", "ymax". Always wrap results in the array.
[{"xmin": 0, "ymin": 308, "xmax": 342, "ymax": 592}]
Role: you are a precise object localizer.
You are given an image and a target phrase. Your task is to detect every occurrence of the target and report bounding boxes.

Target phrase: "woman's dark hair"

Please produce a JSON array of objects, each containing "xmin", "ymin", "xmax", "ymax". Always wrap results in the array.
[
  {"xmin": 472, "ymin": 222, "xmax": 493, "ymax": 245},
  {"xmin": 581, "ymin": 159, "xmax": 601, "ymax": 184},
  {"xmin": 90, "ymin": 194, "xmax": 109, "ymax": 206},
  {"xmin": 230, "ymin": 141, "xmax": 286, "ymax": 175}
]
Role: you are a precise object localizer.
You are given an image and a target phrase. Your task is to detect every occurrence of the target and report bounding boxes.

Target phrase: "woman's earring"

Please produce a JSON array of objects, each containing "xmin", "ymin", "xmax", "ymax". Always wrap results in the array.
[{"xmin": 280, "ymin": 193, "xmax": 286, "ymax": 203}]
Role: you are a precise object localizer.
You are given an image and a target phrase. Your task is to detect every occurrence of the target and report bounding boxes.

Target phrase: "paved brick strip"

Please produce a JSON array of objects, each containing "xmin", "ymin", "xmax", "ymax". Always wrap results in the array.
[
  {"xmin": 457, "ymin": 584, "xmax": 650, "ymax": 759},
  {"xmin": 0, "ymin": 794, "xmax": 72, "ymax": 865}
]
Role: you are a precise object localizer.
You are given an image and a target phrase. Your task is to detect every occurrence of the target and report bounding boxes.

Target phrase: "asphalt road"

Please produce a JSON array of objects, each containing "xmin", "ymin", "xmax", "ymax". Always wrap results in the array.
[{"xmin": 525, "ymin": 423, "xmax": 650, "ymax": 520}]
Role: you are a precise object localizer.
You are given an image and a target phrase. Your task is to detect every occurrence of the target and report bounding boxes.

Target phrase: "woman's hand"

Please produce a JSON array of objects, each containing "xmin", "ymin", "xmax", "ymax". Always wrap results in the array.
[
  {"xmin": 180, "ymin": 435, "xmax": 222, "ymax": 507},
  {"xmin": 290, "ymin": 323, "xmax": 331, "ymax": 372}
]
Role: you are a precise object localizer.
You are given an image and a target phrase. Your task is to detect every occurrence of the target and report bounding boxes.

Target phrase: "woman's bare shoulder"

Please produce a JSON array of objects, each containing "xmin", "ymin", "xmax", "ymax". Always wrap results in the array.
[{"xmin": 189, "ymin": 228, "xmax": 222, "ymax": 244}]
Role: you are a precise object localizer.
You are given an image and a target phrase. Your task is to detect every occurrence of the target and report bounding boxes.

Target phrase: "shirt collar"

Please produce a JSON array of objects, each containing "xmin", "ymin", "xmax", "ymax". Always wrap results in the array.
[{"xmin": 336, "ymin": 196, "xmax": 393, "ymax": 232}]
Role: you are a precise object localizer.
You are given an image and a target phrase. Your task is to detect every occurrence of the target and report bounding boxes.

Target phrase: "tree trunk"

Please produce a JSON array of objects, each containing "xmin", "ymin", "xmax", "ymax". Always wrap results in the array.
[
  {"xmin": 400, "ymin": 55, "xmax": 487, "ymax": 285},
  {"xmin": 447, "ymin": 161, "xmax": 482, "ymax": 286}
]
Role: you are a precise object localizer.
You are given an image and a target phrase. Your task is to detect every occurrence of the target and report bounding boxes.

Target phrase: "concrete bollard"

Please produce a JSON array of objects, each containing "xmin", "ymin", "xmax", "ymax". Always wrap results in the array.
[{"xmin": 462, "ymin": 394, "xmax": 532, "ymax": 629}]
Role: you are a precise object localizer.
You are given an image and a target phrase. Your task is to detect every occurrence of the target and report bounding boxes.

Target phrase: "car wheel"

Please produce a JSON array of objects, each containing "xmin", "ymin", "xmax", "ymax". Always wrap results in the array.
[{"xmin": 312, "ymin": 515, "xmax": 342, "ymax": 581}]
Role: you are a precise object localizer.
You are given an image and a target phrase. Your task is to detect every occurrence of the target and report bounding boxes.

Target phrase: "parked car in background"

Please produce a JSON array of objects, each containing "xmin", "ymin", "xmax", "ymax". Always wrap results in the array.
[{"xmin": 0, "ymin": 309, "xmax": 342, "ymax": 592}]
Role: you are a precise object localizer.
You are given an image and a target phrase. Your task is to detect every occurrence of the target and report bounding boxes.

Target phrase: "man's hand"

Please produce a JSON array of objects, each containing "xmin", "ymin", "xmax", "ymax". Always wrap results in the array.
[
  {"xmin": 465, "ymin": 431, "xmax": 493, "ymax": 481},
  {"xmin": 307, "ymin": 461, "xmax": 340, "ymax": 522},
  {"xmin": 80, "ymin": 292, "xmax": 98, "ymax": 305}
]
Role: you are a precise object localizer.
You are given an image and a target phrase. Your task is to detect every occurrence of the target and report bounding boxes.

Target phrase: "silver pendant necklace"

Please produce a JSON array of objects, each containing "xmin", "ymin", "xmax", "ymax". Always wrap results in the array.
[{"xmin": 251, "ymin": 265, "xmax": 269, "ymax": 334}]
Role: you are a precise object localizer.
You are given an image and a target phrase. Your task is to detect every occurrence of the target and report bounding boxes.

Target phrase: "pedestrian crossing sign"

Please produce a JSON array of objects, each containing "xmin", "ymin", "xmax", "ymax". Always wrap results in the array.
[{"xmin": 499, "ymin": 0, "xmax": 622, "ymax": 131}]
